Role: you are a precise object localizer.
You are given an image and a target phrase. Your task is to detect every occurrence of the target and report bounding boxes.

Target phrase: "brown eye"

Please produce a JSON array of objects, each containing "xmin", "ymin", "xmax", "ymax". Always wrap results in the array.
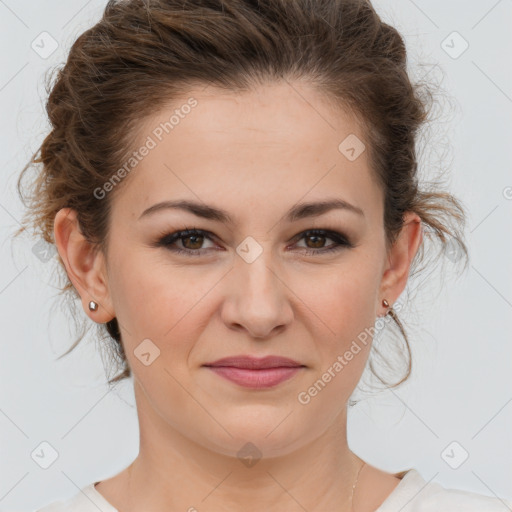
[
  {"xmin": 180, "ymin": 233, "xmax": 205, "ymax": 250},
  {"xmin": 155, "ymin": 227, "xmax": 352, "ymax": 257},
  {"xmin": 293, "ymin": 229, "xmax": 353, "ymax": 255},
  {"xmin": 304, "ymin": 233, "xmax": 328, "ymax": 249},
  {"xmin": 156, "ymin": 228, "xmax": 217, "ymax": 256}
]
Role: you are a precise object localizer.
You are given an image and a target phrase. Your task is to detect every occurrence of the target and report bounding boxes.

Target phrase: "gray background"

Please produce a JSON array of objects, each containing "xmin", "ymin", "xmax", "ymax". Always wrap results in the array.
[{"xmin": 1, "ymin": 0, "xmax": 511, "ymax": 510}]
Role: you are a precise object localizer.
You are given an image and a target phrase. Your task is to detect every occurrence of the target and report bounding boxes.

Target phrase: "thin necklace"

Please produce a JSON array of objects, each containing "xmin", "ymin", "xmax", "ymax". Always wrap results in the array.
[{"xmin": 350, "ymin": 461, "xmax": 366, "ymax": 512}]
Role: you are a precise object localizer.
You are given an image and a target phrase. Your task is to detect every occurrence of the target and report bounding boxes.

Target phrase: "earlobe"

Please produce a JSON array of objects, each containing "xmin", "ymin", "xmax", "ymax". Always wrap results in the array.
[
  {"xmin": 378, "ymin": 212, "xmax": 423, "ymax": 313},
  {"xmin": 53, "ymin": 208, "xmax": 115, "ymax": 323}
]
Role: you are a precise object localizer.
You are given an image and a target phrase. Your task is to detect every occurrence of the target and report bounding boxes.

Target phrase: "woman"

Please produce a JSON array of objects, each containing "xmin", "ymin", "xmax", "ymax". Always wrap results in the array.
[{"xmin": 17, "ymin": 0, "xmax": 510, "ymax": 510}]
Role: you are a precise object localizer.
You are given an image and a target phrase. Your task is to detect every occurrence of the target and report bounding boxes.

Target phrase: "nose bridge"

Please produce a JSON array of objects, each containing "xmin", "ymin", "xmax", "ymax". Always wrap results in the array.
[
  {"xmin": 223, "ymin": 234, "xmax": 293, "ymax": 338},
  {"xmin": 235, "ymin": 234, "xmax": 280, "ymax": 296}
]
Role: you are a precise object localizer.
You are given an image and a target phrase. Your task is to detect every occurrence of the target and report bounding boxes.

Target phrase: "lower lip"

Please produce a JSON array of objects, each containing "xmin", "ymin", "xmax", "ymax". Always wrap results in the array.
[{"xmin": 205, "ymin": 366, "xmax": 303, "ymax": 388}]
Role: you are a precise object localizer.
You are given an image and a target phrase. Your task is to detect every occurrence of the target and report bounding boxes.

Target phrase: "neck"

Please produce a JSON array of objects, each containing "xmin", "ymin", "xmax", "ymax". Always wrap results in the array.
[{"xmin": 119, "ymin": 380, "xmax": 362, "ymax": 512}]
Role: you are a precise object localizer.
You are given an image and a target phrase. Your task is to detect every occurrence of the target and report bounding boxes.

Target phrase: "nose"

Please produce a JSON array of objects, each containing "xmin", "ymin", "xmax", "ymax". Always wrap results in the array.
[{"xmin": 220, "ymin": 247, "xmax": 294, "ymax": 340}]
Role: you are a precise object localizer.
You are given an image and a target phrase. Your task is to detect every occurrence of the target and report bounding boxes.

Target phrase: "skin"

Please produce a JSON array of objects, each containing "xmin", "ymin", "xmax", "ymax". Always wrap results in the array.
[{"xmin": 54, "ymin": 81, "xmax": 422, "ymax": 512}]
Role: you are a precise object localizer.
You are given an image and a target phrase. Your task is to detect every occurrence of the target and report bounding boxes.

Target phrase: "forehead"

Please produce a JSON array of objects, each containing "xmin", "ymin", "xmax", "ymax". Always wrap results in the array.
[{"xmin": 113, "ymin": 81, "xmax": 383, "ymax": 225}]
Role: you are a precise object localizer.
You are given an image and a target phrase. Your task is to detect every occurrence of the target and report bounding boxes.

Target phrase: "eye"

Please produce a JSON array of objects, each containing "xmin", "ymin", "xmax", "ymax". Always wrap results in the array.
[
  {"xmin": 154, "ymin": 227, "xmax": 354, "ymax": 257},
  {"xmin": 155, "ymin": 227, "xmax": 218, "ymax": 257},
  {"xmin": 291, "ymin": 229, "xmax": 353, "ymax": 255}
]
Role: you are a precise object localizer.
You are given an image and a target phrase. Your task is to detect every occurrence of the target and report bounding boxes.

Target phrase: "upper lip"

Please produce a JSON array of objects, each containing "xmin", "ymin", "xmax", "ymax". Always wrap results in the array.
[{"xmin": 203, "ymin": 355, "xmax": 304, "ymax": 369}]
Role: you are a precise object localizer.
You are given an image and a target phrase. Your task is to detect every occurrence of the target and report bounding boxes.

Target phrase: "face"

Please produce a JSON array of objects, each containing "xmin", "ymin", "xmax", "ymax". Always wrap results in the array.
[{"xmin": 68, "ymin": 81, "xmax": 419, "ymax": 459}]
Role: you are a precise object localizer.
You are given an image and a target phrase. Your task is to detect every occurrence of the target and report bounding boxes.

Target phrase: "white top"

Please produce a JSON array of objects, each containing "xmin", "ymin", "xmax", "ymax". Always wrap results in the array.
[{"xmin": 35, "ymin": 469, "xmax": 512, "ymax": 511}]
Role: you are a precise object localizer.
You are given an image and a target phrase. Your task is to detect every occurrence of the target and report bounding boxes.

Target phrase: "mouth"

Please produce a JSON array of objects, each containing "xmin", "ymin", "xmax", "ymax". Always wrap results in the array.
[
  {"xmin": 203, "ymin": 355, "xmax": 306, "ymax": 389},
  {"xmin": 203, "ymin": 355, "xmax": 304, "ymax": 369}
]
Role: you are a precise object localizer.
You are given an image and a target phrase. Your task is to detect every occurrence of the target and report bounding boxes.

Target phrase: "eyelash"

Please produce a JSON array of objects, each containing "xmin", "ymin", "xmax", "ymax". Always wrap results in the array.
[{"xmin": 154, "ymin": 226, "xmax": 354, "ymax": 257}]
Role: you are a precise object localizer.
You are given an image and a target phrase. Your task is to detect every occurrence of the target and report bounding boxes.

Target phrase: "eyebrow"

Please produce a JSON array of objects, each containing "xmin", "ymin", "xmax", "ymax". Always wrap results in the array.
[{"xmin": 138, "ymin": 198, "xmax": 365, "ymax": 224}]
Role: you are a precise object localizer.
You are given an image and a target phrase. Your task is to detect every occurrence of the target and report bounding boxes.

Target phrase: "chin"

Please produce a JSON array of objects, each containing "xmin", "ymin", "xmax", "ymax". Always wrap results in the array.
[{"xmin": 190, "ymin": 409, "xmax": 311, "ymax": 459}]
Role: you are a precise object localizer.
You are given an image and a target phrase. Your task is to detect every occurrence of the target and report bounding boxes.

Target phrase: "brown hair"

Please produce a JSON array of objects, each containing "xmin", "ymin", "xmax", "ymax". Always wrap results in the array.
[{"xmin": 15, "ymin": 0, "xmax": 469, "ymax": 388}]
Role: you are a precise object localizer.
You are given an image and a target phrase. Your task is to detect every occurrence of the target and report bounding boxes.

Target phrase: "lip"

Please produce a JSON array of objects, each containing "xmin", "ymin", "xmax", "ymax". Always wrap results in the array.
[
  {"xmin": 203, "ymin": 355, "xmax": 304, "ymax": 369},
  {"xmin": 203, "ymin": 355, "xmax": 305, "ymax": 389}
]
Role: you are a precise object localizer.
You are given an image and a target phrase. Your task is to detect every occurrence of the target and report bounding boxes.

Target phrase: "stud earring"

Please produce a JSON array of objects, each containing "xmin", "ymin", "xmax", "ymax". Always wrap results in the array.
[
  {"xmin": 382, "ymin": 299, "xmax": 389, "ymax": 308},
  {"xmin": 88, "ymin": 301, "xmax": 98, "ymax": 311}
]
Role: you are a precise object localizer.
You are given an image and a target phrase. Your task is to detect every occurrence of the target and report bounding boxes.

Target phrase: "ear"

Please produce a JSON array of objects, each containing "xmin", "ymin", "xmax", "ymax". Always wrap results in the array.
[
  {"xmin": 53, "ymin": 208, "xmax": 115, "ymax": 323},
  {"xmin": 378, "ymin": 211, "xmax": 423, "ymax": 314}
]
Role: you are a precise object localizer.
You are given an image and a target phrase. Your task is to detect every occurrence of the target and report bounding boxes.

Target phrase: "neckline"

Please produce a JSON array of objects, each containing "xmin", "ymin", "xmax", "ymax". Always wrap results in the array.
[
  {"xmin": 374, "ymin": 469, "xmax": 424, "ymax": 511},
  {"xmin": 90, "ymin": 482, "xmax": 120, "ymax": 511},
  {"xmin": 89, "ymin": 469, "xmax": 420, "ymax": 512}
]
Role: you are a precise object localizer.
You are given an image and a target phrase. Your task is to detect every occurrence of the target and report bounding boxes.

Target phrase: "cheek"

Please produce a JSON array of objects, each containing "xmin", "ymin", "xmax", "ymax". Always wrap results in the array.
[
  {"xmin": 108, "ymin": 250, "xmax": 218, "ymax": 347},
  {"xmin": 299, "ymin": 259, "xmax": 380, "ymax": 331},
  {"xmin": 298, "ymin": 260, "xmax": 381, "ymax": 376}
]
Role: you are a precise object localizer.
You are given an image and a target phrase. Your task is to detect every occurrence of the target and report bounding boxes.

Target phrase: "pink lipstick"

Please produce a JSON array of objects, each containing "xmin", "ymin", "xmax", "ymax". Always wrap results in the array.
[{"xmin": 203, "ymin": 355, "xmax": 305, "ymax": 389}]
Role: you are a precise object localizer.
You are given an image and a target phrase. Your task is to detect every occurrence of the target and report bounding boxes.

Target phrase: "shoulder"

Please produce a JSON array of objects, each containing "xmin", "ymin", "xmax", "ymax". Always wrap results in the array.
[
  {"xmin": 378, "ymin": 469, "xmax": 512, "ymax": 511},
  {"xmin": 34, "ymin": 482, "xmax": 118, "ymax": 512}
]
